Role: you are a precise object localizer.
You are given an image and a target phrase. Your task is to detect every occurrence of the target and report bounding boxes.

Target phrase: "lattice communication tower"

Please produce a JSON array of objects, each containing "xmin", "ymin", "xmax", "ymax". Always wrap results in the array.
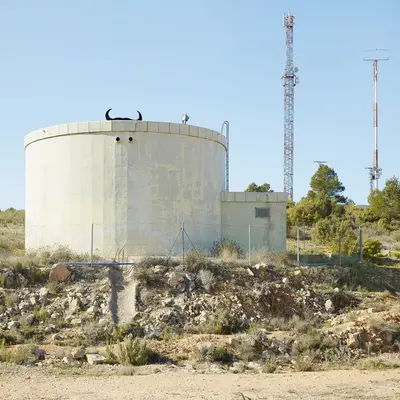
[{"xmin": 282, "ymin": 12, "xmax": 299, "ymax": 201}]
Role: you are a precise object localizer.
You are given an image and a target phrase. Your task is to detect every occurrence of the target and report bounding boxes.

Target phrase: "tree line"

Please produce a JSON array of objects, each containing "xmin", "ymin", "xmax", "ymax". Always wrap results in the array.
[{"xmin": 246, "ymin": 165, "xmax": 400, "ymax": 256}]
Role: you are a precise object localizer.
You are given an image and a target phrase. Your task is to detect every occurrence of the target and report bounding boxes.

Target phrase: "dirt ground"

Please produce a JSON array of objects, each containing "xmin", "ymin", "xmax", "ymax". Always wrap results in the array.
[{"xmin": 0, "ymin": 365, "xmax": 399, "ymax": 400}]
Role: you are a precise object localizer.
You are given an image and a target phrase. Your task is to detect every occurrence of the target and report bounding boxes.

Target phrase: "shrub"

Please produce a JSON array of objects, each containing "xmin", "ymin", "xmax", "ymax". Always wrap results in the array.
[
  {"xmin": 293, "ymin": 355, "xmax": 316, "ymax": 372},
  {"xmin": 211, "ymin": 238, "xmax": 243, "ymax": 259},
  {"xmin": 262, "ymin": 362, "xmax": 278, "ymax": 373},
  {"xmin": 362, "ymin": 239, "xmax": 382, "ymax": 260},
  {"xmin": 4, "ymin": 291, "xmax": 18, "ymax": 307},
  {"xmin": 185, "ymin": 248, "xmax": 213, "ymax": 272},
  {"xmin": 26, "ymin": 244, "xmax": 101, "ymax": 266},
  {"xmin": 312, "ymin": 218, "xmax": 358, "ymax": 255},
  {"xmin": 111, "ymin": 322, "xmax": 145, "ymax": 343},
  {"xmin": 292, "ymin": 328, "xmax": 337, "ymax": 359},
  {"xmin": 46, "ymin": 280, "xmax": 63, "ymax": 294},
  {"xmin": 82, "ymin": 323, "xmax": 112, "ymax": 345},
  {"xmin": 196, "ymin": 342, "xmax": 232, "ymax": 364},
  {"xmin": 136, "ymin": 256, "xmax": 178, "ymax": 269},
  {"xmin": 391, "ymin": 251, "xmax": 400, "ymax": 259},
  {"xmin": 198, "ymin": 309, "xmax": 245, "ymax": 335},
  {"xmin": 0, "ymin": 330, "xmax": 18, "ymax": 345},
  {"xmin": 391, "ymin": 230, "xmax": 400, "ymax": 242},
  {"xmin": 132, "ymin": 267, "xmax": 153, "ymax": 287},
  {"xmin": 117, "ymin": 338, "xmax": 148, "ymax": 366},
  {"xmin": 357, "ymin": 358, "xmax": 392, "ymax": 370},
  {"xmin": 0, "ymin": 344, "xmax": 39, "ymax": 364},
  {"xmin": 33, "ymin": 308, "xmax": 49, "ymax": 324}
]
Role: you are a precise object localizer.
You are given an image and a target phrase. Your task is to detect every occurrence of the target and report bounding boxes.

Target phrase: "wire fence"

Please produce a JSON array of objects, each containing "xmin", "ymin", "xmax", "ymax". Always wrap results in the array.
[
  {"xmin": 292, "ymin": 226, "xmax": 366, "ymax": 267},
  {"xmin": 85, "ymin": 221, "xmax": 286, "ymax": 263}
]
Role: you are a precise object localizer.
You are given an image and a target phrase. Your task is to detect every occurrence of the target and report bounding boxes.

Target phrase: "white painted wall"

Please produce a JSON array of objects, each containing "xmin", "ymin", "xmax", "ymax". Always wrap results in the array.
[
  {"xmin": 25, "ymin": 121, "xmax": 226, "ymax": 257},
  {"xmin": 221, "ymin": 192, "xmax": 288, "ymax": 254}
]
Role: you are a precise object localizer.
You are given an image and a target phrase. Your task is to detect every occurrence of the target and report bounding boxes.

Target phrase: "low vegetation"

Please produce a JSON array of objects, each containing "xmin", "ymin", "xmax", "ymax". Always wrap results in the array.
[{"xmin": 0, "ymin": 169, "xmax": 399, "ymax": 374}]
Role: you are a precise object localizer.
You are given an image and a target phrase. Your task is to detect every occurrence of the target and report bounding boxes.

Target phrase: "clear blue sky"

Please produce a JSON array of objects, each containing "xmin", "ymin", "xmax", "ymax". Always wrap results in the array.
[{"xmin": 1, "ymin": 0, "xmax": 399, "ymax": 210}]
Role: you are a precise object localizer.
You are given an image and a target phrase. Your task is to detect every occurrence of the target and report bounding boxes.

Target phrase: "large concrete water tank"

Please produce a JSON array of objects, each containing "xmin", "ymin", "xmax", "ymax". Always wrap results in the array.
[{"xmin": 24, "ymin": 120, "xmax": 226, "ymax": 257}]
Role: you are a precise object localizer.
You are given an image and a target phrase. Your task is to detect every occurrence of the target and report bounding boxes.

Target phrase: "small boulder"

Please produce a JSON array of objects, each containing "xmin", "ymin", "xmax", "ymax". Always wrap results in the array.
[
  {"xmin": 49, "ymin": 263, "xmax": 71, "ymax": 282},
  {"xmin": 86, "ymin": 305, "xmax": 100, "ymax": 315},
  {"xmin": 86, "ymin": 353, "xmax": 105, "ymax": 365},
  {"xmin": 325, "ymin": 299, "xmax": 334, "ymax": 313},
  {"xmin": 39, "ymin": 288, "xmax": 49, "ymax": 297},
  {"xmin": 36, "ymin": 349, "xmax": 46, "ymax": 361},
  {"xmin": 44, "ymin": 324, "xmax": 56, "ymax": 333},
  {"xmin": 71, "ymin": 349, "xmax": 86, "ymax": 360},
  {"xmin": 69, "ymin": 298, "xmax": 82, "ymax": 314},
  {"xmin": 51, "ymin": 333, "xmax": 63, "ymax": 341},
  {"xmin": 7, "ymin": 320, "xmax": 20, "ymax": 330}
]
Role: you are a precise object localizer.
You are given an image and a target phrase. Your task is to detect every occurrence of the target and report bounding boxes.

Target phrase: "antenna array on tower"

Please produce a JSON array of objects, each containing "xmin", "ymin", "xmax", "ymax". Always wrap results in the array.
[{"xmin": 363, "ymin": 49, "xmax": 389, "ymax": 194}]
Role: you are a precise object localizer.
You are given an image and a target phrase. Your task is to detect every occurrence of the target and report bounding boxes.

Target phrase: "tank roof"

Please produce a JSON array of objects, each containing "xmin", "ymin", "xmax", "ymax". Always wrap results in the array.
[{"xmin": 24, "ymin": 121, "xmax": 227, "ymax": 150}]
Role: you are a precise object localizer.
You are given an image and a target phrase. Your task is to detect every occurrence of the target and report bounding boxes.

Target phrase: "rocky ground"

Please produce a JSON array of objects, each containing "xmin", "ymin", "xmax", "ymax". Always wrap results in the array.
[{"xmin": 0, "ymin": 254, "xmax": 399, "ymax": 384}]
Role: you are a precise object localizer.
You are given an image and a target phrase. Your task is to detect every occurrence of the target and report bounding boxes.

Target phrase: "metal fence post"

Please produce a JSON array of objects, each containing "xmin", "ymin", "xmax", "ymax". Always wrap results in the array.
[
  {"xmin": 248, "ymin": 225, "xmax": 251, "ymax": 266},
  {"xmin": 182, "ymin": 221, "xmax": 185, "ymax": 264},
  {"xmin": 90, "ymin": 223, "xmax": 94, "ymax": 268}
]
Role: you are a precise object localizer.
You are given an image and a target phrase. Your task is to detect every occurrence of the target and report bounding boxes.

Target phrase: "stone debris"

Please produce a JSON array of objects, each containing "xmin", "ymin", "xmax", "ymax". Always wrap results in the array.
[{"xmin": 0, "ymin": 260, "xmax": 398, "ymax": 368}]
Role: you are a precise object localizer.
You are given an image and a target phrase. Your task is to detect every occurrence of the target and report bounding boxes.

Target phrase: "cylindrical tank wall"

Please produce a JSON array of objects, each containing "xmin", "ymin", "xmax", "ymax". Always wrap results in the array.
[{"xmin": 25, "ymin": 121, "xmax": 226, "ymax": 257}]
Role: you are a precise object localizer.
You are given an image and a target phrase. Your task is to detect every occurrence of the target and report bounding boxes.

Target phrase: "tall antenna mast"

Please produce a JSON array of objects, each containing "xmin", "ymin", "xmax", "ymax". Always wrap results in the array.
[
  {"xmin": 363, "ymin": 49, "xmax": 388, "ymax": 193},
  {"xmin": 282, "ymin": 12, "xmax": 299, "ymax": 201}
]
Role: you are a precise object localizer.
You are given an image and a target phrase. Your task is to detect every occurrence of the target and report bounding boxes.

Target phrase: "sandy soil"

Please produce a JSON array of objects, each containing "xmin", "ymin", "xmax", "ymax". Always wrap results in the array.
[{"xmin": 0, "ymin": 365, "xmax": 399, "ymax": 400}]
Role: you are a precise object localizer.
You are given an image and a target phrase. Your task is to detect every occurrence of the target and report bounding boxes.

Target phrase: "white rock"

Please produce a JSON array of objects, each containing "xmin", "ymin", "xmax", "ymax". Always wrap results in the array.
[
  {"xmin": 7, "ymin": 321, "xmax": 20, "ymax": 330},
  {"xmin": 44, "ymin": 324, "xmax": 56, "ymax": 333},
  {"xmin": 325, "ymin": 299, "xmax": 334, "ymax": 313},
  {"xmin": 51, "ymin": 333, "xmax": 63, "ymax": 341},
  {"xmin": 18, "ymin": 301, "xmax": 30, "ymax": 311},
  {"xmin": 282, "ymin": 277, "xmax": 289, "ymax": 284},
  {"xmin": 86, "ymin": 306, "xmax": 100, "ymax": 315},
  {"xmin": 39, "ymin": 287, "xmax": 49, "ymax": 297},
  {"xmin": 98, "ymin": 318, "xmax": 109, "ymax": 326},
  {"xmin": 86, "ymin": 353, "xmax": 105, "ymax": 365},
  {"xmin": 70, "ymin": 318, "xmax": 82, "ymax": 326}
]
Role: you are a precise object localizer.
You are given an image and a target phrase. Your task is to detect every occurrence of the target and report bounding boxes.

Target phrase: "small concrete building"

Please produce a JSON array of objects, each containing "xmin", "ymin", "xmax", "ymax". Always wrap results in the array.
[{"xmin": 24, "ymin": 119, "xmax": 287, "ymax": 258}]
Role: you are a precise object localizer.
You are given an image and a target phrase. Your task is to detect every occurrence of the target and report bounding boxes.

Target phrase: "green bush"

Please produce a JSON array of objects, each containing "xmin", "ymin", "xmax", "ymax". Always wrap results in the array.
[
  {"xmin": 0, "ymin": 330, "xmax": 18, "ymax": 345},
  {"xmin": 292, "ymin": 328, "xmax": 337, "ymax": 359},
  {"xmin": 312, "ymin": 218, "xmax": 358, "ymax": 255},
  {"xmin": 0, "ymin": 344, "xmax": 39, "ymax": 365},
  {"xmin": 211, "ymin": 238, "xmax": 243, "ymax": 259},
  {"xmin": 111, "ymin": 322, "xmax": 145, "ymax": 343},
  {"xmin": 118, "ymin": 338, "xmax": 148, "ymax": 366},
  {"xmin": 196, "ymin": 342, "xmax": 233, "ymax": 363},
  {"xmin": 391, "ymin": 251, "xmax": 400, "ymax": 259},
  {"xmin": 362, "ymin": 239, "xmax": 382, "ymax": 260},
  {"xmin": 198, "ymin": 309, "xmax": 245, "ymax": 335}
]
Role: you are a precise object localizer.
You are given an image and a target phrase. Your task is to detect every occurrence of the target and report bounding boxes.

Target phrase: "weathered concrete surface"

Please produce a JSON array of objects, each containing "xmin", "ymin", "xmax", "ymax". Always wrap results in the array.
[
  {"xmin": 25, "ymin": 121, "xmax": 226, "ymax": 257},
  {"xmin": 221, "ymin": 192, "xmax": 288, "ymax": 253}
]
